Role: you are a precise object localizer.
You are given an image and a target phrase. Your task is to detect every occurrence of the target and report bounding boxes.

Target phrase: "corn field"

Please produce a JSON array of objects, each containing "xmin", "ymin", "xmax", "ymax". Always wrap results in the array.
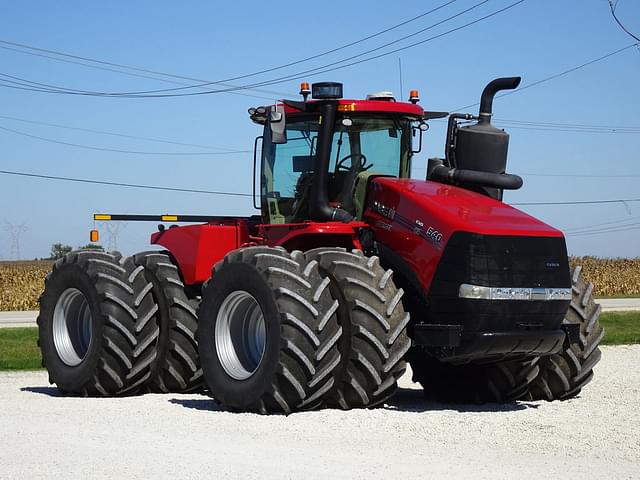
[
  {"xmin": 0, "ymin": 261, "xmax": 52, "ymax": 311},
  {"xmin": 569, "ymin": 257, "xmax": 640, "ymax": 297},
  {"xmin": 0, "ymin": 257, "xmax": 639, "ymax": 311}
]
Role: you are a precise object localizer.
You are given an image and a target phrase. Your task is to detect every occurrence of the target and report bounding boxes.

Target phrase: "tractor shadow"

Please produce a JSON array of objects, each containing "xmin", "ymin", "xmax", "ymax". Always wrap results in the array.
[
  {"xmin": 21, "ymin": 386, "xmax": 64, "ymax": 397},
  {"xmin": 168, "ymin": 398, "xmax": 226, "ymax": 412},
  {"xmin": 384, "ymin": 387, "xmax": 539, "ymax": 413}
]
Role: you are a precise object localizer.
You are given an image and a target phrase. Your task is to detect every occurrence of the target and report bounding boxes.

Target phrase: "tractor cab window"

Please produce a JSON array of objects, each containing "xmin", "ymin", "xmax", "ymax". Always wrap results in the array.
[
  {"xmin": 261, "ymin": 117, "xmax": 318, "ymax": 224},
  {"xmin": 328, "ymin": 116, "xmax": 412, "ymax": 214},
  {"xmin": 261, "ymin": 114, "xmax": 413, "ymax": 224}
]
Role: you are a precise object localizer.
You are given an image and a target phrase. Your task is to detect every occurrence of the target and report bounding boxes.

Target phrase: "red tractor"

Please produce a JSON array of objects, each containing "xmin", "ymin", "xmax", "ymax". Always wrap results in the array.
[{"xmin": 37, "ymin": 78, "xmax": 603, "ymax": 412}]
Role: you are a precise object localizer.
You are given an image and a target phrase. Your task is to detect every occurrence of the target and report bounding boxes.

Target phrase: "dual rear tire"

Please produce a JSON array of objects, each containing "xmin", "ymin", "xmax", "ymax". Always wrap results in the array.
[{"xmin": 38, "ymin": 250, "xmax": 159, "ymax": 395}]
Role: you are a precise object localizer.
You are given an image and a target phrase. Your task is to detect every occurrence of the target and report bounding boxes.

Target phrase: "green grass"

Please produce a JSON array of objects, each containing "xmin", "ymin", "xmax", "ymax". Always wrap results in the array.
[
  {"xmin": 0, "ymin": 312, "xmax": 639, "ymax": 370},
  {"xmin": 0, "ymin": 327, "xmax": 41, "ymax": 370},
  {"xmin": 600, "ymin": 311, "xmax": 640, "ymax": 345}
]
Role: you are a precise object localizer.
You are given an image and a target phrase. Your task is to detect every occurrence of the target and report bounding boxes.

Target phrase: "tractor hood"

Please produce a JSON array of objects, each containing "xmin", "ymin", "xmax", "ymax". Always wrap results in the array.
[
  {"xmin": 364, "ymin": 178, "xmax": 567, "ymax": 294},
  {"xmin": 366, "ymin": 178, "xmax": 563, "ymax": 238}
]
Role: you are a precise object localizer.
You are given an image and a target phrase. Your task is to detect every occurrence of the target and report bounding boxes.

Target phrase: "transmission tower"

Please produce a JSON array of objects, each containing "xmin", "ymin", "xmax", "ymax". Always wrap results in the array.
[
  {"xmin": 101, "ymin": 221, "xmax": 125, "ymax": 252},
  {"xmin": 4, "ymin": 222, "xmax": 28, "ymax": 260}
]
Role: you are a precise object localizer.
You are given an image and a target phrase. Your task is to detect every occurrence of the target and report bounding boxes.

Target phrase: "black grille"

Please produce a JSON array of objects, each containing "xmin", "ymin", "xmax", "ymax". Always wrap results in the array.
[{"xmin": 426, "ymin": 232, "xmax": 570, "ymax": 333}]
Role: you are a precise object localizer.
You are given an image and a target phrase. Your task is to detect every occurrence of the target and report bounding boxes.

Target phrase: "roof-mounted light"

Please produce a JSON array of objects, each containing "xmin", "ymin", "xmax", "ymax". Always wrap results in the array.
[
  {"xmin": 366, "ymin": 91, "xmax": 395, "ymax": 101},
  {"xmin": 409, "ymin": 89, "xmax": 420, "ymax": 104},
  {"xmin": 299, "ymin": 82, "xmax": 311, "ymax": 101},
  {"xmin": 311, "ymin": 82, "xmax": 343, "ymax": 100}
]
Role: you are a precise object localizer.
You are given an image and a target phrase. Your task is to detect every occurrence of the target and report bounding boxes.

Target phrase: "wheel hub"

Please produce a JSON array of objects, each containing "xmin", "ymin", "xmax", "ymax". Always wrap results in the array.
[
  {"xmin": 52, "ymin": 288, "xmax": 93, "ymax": 366},
  {"xmin": 215, "ymin": 290, "xmax": 266, "ymax": 380}
]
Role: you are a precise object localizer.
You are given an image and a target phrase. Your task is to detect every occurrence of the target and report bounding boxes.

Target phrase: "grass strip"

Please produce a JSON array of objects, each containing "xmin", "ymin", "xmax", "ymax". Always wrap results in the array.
[{"xmin": 0, "ymin": 312, "xmax": 639, "ymax": 370}]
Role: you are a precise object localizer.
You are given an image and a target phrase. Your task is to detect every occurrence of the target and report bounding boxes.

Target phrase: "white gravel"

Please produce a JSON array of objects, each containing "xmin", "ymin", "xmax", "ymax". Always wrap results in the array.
[{"xmin": 1, "ymin": 345, "xmax": 639, "ymax": 480}]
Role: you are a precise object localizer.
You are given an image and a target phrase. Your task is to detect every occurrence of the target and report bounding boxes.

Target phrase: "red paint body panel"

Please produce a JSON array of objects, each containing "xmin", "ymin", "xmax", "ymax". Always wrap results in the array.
[
  {"xmin": 365, "ymin": 178, "xmax": 564, "ymax": 293},
  {"xmin": 283, "ymin": 99, "xmax": 424, "ymax": 117},
  {"xmin": 151, "ymin": 220, "xmax": 363, "ymax": 285},
  {"xmin": 151, "ymin": 221, "xmax": 249, "ymax": 284},
  {"xmin": 261, "ymin": 221, "xmax": 365, "ymax": 251}
]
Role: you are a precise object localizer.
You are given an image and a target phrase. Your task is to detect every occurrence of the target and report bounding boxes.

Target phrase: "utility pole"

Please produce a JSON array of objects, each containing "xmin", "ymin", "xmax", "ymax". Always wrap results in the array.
[{"xmin": 4, "ymin": 222, "xmax": 28, "ymax": 260}]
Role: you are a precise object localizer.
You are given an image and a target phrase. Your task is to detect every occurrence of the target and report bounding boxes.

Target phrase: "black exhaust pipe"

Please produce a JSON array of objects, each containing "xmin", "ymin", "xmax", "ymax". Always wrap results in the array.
[
  {"xmin": 478, "ymin": 76, "xmax": 521, "ymax": 124},
  {"xmin": 309, "ymin": 101, "xmax": 353, "ymax": 222}
]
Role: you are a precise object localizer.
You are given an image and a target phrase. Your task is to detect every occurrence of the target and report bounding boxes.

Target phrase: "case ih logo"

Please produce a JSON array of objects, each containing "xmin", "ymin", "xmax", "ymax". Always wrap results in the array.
[{"xmin": 372, "ymin": 201, "xmax": 396, "ymax": 219}]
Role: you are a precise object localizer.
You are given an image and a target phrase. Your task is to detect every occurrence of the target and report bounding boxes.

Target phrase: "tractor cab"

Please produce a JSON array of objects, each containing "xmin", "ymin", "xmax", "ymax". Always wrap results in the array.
[{"xmin": 250, "ymin": 82, "xmax": 427, "ymax": 225}]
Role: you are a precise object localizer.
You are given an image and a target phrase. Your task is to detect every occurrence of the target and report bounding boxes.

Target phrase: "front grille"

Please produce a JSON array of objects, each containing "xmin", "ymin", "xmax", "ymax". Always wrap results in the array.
[{"xmin": 425, "ymin": 232, "xmax": 570, "ymax": 332}]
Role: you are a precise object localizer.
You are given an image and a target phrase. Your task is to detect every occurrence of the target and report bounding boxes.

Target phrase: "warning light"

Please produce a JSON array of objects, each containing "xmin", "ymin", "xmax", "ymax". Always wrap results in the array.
[
  {"xmin": 409, "ymin": 90, "xmax": 420, "ymax": 104},
  {"xmin": 300, "ymin": 82, "xmax": 311, "ymax": 101},
  {"xmin": 337, "ymin": 103, "xmax": 357, "ymax": 112},
  {"xmin": 90, "ymin": 230, "xmax": 99, "ymax": 242}
]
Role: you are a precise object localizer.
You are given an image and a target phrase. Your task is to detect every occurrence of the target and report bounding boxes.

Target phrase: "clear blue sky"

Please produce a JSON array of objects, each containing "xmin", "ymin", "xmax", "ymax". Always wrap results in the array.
[{"xmin": 0, "ymin": 0, "xmax": 638, "ymax": 259}]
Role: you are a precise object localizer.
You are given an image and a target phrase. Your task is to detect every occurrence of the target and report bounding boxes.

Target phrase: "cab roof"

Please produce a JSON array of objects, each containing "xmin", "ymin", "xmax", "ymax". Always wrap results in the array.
[{"xmin": 282, "ymin": 98, "xmax": 425, "ymax": 117}]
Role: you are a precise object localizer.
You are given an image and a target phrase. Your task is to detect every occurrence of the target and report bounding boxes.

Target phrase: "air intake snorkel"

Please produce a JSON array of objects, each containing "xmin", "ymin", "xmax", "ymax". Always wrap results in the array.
[{"xmin": 434, "ymin": 77, "xmax": 524, "ymax": 201}]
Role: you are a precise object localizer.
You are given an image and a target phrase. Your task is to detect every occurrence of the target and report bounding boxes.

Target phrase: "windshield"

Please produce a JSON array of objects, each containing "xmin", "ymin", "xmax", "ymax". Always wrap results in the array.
[{"xmin": 262, "ymin": 114, "xmax": 414, "ymax": 224}]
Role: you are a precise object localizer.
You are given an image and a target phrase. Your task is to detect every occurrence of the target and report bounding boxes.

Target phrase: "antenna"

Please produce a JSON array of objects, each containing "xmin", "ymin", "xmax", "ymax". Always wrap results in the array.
[
  {"xmin": 4, "ymin": 222, "xmax": 28, "ymax": 260},
  {"xmin": 398, "ymin": 57, "xmax": 404, "ymax": 101}
]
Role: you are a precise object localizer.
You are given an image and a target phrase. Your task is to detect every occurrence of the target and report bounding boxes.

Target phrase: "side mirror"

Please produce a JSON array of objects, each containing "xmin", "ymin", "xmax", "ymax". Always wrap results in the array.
[
  {"xmin": 269, "ymin": 105, "xmax": 287, "ymax": 144},
  {"xmin": 411, "ymin": 122, "xmax": 429, "ymax": 154}
]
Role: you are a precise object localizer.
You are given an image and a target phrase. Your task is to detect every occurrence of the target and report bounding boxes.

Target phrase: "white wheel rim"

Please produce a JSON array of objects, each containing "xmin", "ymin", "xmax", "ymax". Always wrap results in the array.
[
  {"xmin": 215, "ymin": 290, "xmax": 266, "ymax": 380},
  {"xmin": 53, "ymin": 288, "xmax": 93, "ymax": 366}
]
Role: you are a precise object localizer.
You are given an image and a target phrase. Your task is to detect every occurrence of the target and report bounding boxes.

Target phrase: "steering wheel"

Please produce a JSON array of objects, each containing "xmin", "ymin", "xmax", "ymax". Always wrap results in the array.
[{"xmin": 335, "ymin": 153, "xmax": 371, "ymax": 173}]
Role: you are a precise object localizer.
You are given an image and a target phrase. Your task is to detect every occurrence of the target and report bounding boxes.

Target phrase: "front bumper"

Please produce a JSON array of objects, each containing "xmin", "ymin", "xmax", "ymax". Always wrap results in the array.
[{"xmin": 412, "ymin": 323, "xmax": 570, "ymax": 363}]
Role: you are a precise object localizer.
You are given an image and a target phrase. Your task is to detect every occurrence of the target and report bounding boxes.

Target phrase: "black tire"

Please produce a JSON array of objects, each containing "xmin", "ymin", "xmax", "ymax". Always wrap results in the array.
[
  {"xmin": 131, "ymin": 251, "xmax": 202, "ymax": 393},
  {"xmin": 408, "ymin": 352, "xmax": 540, "ymax": 403},
  {"xmin": 305, "ymin": 248, "xmax": 411, "ymax": 409},
  {"xmin": 38, "ymin": 250, "xmax": 159, "ymax": 395},
  {"xmin": 198, "ymin": 246, "xmax": 342, "ymax": 413},
  {"xmin": 525, "ymin": 266, "xmax": 604, "ymax": 401}
]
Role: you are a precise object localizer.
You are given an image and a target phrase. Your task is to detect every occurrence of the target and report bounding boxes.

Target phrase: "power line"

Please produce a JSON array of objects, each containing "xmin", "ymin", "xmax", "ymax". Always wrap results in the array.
[
  {"xmin": 0, "ymin": 0, "xmax": 457, "ymax": 95},
  {"xmin": 513, "ymin": 198, "xmax": 640, "ymax": 206},
  {"xmin": 566, "ymin": 224, "xmax": 640, "ymax": 237},
  {"xmin": 520, "ymin": 172, "xmax": 640, "ymax": 178},
  {"xmin": 0, "ymin": 1, "xmax": 526, "ymax": 98},
  {"xmin": 0, "ymin": 124, "xmax": 250, "ymax": 155},
  {"xmin": 128, "ymin": 0, "xmax": 525, "ymax": 98},
  {"xmin": 608, "ymin": 0, "xmax": 640, "ymax": 43},
  {"xmin": 0, "ymin": 1, "xmax": 459, "ymax": 97},
  {"xmin": 451, "ymin": 42, "xmax": 639, "ymax": 112},
  {"xmin": 430, "ymin": 116, "xmax": 640, "ymax": 133},
  {"xmin": 2, "ymin": 168, "xmax": 639, "ymax": 207},
  {"xmin": 494, "ymin": 117, "xmax": 640, "ymax": 131},
  {"xmin": 104, "ymin": 0, "xmax": 486, "ymax": 96},
  {"xmin": 564, "ymin": 215, "xmax": 640, "ymax": 233},
  {"xmin": 0, "ymin": 40, "xmax": 290, "ymax": 100},
  {"xmin": 0, "ymin": 169, "xmax": 253, "ymax": 197},
  {"xmin": 0, "ymin": 114, "xmax": 241, "ymax": 151}
]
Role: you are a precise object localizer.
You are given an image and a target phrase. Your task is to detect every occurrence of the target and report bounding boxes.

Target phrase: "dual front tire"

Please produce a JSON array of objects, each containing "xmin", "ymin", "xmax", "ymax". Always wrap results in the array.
[{"xmin": 198, "ymin": 247, "xmax": 411, "ymax": 413}]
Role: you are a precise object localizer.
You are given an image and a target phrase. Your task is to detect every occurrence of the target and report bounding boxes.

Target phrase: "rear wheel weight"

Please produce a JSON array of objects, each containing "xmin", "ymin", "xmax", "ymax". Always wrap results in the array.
[
  {"xmin": 305, "ymin": 248, "xmax": 411, "ymax": 409},
  {"xmin": 198, "ymin": 246, "xmax": 342, "ymax": 413},
  {"xmin": 525, "ymin": 265, "xmax": 604, "ymax": 401},
  {"xmin": 38, "ymin": 250, "xmax": 159, "ymax": 395},
  {"xmin": 131, "ymin": 251, "xmax": 201, "ymax": 393}
]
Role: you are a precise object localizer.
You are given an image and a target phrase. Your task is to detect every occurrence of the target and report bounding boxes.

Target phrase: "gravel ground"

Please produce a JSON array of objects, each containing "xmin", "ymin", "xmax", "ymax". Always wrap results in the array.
[{"xmin": 1, "ymin": 345, "xmax": 639, "ymax": 480}]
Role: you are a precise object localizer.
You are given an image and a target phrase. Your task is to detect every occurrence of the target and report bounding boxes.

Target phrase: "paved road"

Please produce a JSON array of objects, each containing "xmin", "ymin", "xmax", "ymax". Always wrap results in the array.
[
  {"xmin": 1, "ymin": 298, "xmax": 638, "ymax": 329},
  {"xmin": 0, "ymin": 311, "xmax": 39, "ymax": 328}
]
